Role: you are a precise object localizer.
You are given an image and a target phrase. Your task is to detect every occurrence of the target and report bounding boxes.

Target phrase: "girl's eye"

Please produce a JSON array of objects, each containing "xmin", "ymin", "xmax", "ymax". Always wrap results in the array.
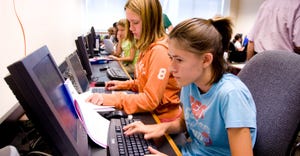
[
  {"xmin": 169, "ymin": 56, "xmax": 183, "ymax": 63},
  {"xmin": 176, "ymin": 58, "xmax": 183, "ymax": 62}
]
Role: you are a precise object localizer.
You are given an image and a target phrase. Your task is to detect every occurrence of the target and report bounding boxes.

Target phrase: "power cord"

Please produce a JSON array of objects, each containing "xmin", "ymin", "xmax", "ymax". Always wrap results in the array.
[{"xmin": 13, "ymin": 0, "xmax": 27, "ymax": 56}]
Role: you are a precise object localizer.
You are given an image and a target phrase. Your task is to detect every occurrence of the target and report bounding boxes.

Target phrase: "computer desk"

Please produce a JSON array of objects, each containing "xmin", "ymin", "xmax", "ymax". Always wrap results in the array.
[
  {"xmin": 89, "ymin": 112, "xmax": 184, "ymax": 156},
  {"xmin": 90, "ymin": 60, "xmax": 184, "ymax": 156},
  {"xmin": 227, "ymin": 62, "xmax": 246, "ymax": 75},
  {"xmin": 0, "ymin": 60, "xmax": 184, "ymax": 156}
]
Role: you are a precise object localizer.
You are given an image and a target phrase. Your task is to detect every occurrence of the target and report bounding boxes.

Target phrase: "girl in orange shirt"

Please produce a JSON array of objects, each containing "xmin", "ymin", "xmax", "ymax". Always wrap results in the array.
[{"xmin": 86, "ymin": 0, "xmax": 181, "ymax": 122}]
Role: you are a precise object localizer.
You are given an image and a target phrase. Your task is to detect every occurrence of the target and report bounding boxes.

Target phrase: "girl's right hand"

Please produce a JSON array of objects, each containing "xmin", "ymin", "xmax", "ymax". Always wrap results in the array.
[
  {"xmin": 123, "ymin": 121, "xmax": 166, "ymax": 139},
  {"xmin": 105, "ymin": 80, "xmax": 123, "ymax": 90}
]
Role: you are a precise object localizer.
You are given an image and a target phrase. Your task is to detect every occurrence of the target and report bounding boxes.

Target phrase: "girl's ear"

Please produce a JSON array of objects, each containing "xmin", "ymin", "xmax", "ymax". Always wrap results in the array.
[{"xmin": 202, "ymin": 53, "xmax": 213, "ymax": 68}]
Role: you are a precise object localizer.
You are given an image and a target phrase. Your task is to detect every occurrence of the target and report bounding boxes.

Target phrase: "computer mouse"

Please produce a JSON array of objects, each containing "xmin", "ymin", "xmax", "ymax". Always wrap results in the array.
[
  {"xmin": 94, "ymin": 81, "xmax": 105, "ymax": 87},
  {"xmin": 105, "ymin": 110, "xmax": 128, "ymax": 119}
]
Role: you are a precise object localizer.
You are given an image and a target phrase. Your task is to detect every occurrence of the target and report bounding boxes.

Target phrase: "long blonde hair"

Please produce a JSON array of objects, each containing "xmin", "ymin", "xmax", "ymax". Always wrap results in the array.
[{"xmin": 124, "ymin": 0, "xmax": 166, "ymax": 52}]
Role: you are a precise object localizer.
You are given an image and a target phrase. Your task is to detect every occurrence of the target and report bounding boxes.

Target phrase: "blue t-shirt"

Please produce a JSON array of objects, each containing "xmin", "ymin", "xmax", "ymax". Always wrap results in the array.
[{"xmin": 180, "ymin": 73, "xmax": 257, "ymax": 156}]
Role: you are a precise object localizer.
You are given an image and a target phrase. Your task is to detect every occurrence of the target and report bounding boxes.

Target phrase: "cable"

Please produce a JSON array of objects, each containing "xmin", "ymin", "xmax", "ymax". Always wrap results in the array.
[
  {"xmin": 30, "ymin": 136, "xmax": 42, "ymax": 149},
  {"xmin": 26, "ymin": 151, "xmax": 53, "ymax": 156},
  {"xmin": 13, "ymin": 0, "xmax": 27, "ymax": 56}
]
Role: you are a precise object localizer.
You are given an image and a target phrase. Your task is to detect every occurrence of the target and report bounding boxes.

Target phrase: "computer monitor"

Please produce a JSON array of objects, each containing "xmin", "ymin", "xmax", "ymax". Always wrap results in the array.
[
  {"xmin": 6, "ymin": 46, "xmax": 88, "ymax": 155},
  {"xmin": 75, "ymin": 36, "xmax": 93, "ymax": 81},
  {"xmin": 65, "ymin": 51, "xmax": 90, "ymax": 93},
  {"xmin": 87, "ymin": 33, "xmax": 96, "ymax": 58},
  {"xmin": 90, "ymin": 26, "xmax": 97, "ymax": 47},
  {"xmin": 58, "ymin": 59, "xmax": 69, "ymax": 79}
]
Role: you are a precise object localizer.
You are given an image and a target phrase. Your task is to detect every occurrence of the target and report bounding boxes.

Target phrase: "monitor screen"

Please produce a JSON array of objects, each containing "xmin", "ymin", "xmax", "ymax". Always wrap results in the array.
[
  {"xmin": 6, "ymin": 46, "xmax": 88, "ymax": 155},
  {"xmin": 66, "ymin": 52, "xmax": 90, "ymax": 93},
  {"xmin": 75, "ymin": 36, "xmax": 93, "ymax": 81}
]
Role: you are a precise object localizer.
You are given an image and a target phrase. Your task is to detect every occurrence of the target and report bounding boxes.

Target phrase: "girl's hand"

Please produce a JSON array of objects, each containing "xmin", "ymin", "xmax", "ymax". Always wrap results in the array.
[
  {"xmin": 105, "ymin": 80, "xmax": 124, "ymax": 90},
  {"xmin": 123, "ymin": 121, "xmax": 166, "ymax": 139},
  {"xmin": 145, "ymin": 146, "xmax": 167, "ymax": 156},
  {"xmin": 108, "ymin": 55, "xmax": 119, "ymax": 60},
  {"xmin": 85, "ymin": 93, "xmax": 104, "ymax": 106}
]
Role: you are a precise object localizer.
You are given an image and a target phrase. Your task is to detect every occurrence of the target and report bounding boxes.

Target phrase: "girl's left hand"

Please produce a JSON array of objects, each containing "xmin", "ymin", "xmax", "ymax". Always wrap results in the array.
[
  {"xmin": 108, "ymin": 55, "xmax": 119, "ymax": 60},
  {"xmin": 145, "ymin": 146, "xmax": 167, "ymax": 156},
  {"xmin": 85, "ymin": 93, "xmax": 104, "ymax": 106}
]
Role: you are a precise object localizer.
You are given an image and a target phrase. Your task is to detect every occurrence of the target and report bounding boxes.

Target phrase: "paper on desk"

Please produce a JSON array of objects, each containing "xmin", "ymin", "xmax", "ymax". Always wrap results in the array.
[
  {"xmin": 77, "ymin": 92, "xmax": 115, "ymax": 112},
  {"xmin": 74, "ymin": 97, "xmax": 109, "ymax": 148},
  {"xmin": 65, "ymin": 79, "xmax": 115, "ymax": 112},
  {"xmin": 64, "ymin": 79, "xmax": 111, "ymax": 148}
]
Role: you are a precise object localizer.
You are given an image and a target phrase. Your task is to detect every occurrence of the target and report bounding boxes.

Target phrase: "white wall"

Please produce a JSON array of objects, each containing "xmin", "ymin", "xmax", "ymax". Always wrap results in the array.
[
  {"xmin": 0, "ymin": 0, "xmax": 265, "ymax": 123},
  {"xmin": 0, "ymin": 0, "xmax": 86, "ymax": 123},
  {"xmin": 231, "ymin": 0, "xmax": 264, "ymax": 37}
]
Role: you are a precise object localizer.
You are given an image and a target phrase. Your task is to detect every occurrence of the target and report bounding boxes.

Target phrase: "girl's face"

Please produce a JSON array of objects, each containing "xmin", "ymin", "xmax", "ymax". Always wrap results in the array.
[
  {"xmin": 168, "ymin": 39, "xmax": 208, "ymax": 87},
  {"xmin": 117, "ymin": 25, "xmax": 125, "ymax": 40},
  {"xmin": 125, "ymin": 8, "xmax": 142, "ymax": 39}
]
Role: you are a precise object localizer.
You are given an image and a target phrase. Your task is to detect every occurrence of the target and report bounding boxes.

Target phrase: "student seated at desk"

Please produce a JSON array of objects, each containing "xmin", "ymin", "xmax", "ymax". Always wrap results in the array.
[
  {"xmin": 109, "ymin": 18, "xmax": 138, "ymax": 75},
  {"xmin": 123, "ymin": 17, "xmax": 257, "ymax": 155},
  {"xmin": 86, "ymin": 0, "xmax": 182, "ymax": 122},
  {"xmin": 105, "ymin": 27, "xmax": 117, "ymax": 44},
  {"xmin": 233, "ymin": 33, "xmax": 245, "ymax": 52}
]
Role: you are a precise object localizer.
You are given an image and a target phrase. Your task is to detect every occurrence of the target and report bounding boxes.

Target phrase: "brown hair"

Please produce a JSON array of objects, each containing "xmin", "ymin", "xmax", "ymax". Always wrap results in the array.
[
  {"xmin": 124, "ymin": 0, "xmax": 166, "ymax": 52},
  {"xmin": 169, "ymin": 17, "xmax": 233, "ymax": 84}
]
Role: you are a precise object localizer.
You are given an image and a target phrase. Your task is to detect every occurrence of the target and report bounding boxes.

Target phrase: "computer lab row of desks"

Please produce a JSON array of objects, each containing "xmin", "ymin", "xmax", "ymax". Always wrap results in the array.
[{"xmin": 0, "ymin": 50, "xmax": 186, "ymax": 155}]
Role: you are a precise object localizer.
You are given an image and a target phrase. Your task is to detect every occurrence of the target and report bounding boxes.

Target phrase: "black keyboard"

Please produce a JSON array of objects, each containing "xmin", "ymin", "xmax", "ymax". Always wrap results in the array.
[
  {"xmin": 108, "ymin": 118, "xmax": 155, "ymax": 156},
  {"xmin": 107, "ymin": 67, "xmax": 129, "ymax": 80},
  {"xmin": 91, "ymin": 87, "xmax": 112, "ymax": 94}
]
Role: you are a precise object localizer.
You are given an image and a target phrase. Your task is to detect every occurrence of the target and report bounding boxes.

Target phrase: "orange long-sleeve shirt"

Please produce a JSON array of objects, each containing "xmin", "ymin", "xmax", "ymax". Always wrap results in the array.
[{"xmin": 102, "ymin": 38, "xmax": 182, "ymax": 121}]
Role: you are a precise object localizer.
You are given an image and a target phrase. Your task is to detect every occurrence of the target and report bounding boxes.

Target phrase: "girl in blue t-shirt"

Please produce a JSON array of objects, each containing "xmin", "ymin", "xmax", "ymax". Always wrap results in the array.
[{"xmin": 123, "ymin": 17, "xmax": 257, "ymax": 156}]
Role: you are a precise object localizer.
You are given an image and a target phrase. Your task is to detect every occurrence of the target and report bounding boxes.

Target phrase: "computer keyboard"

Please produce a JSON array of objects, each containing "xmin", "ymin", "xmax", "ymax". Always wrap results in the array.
[
  {"xmin": 107, "ymin": 67, "xmax": 129, "ymax": 81},
  {"xmin": 108, "ymin": 118, "xmax": 155, "ymax": 156},
  {"xmin": 91, "ymin": 87, "xmax": 112, "ymax": 94}
]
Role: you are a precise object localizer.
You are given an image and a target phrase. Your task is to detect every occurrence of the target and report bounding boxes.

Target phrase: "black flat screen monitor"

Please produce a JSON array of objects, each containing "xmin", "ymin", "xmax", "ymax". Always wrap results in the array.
[
  {"xmin": 58, "ymin": 59, "xmax": 69, "ymax": 79},
  {"xmin": 87, "ymin": 33, "xmax": 96, "ymax": 58},
  {"xmin": 91, "ymin": 26, "xmax": 96, "ymax": 48},
  {"xmin": 6, "ymin": 45, "xmax": 88, "ymax": 156},
  {"xmin": 75, "ymin": 36, "xmax": 93, "ymax": 81},
  {"xmin": 65, "ymin": 52, "xmax": 90, "ymax": 93}
]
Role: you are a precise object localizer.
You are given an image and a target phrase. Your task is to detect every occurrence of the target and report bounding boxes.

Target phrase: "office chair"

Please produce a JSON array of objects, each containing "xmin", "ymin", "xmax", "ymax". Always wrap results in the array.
[{"xmin": 237, "ymin": 50, "xmax": 300, "ymax": 156}]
